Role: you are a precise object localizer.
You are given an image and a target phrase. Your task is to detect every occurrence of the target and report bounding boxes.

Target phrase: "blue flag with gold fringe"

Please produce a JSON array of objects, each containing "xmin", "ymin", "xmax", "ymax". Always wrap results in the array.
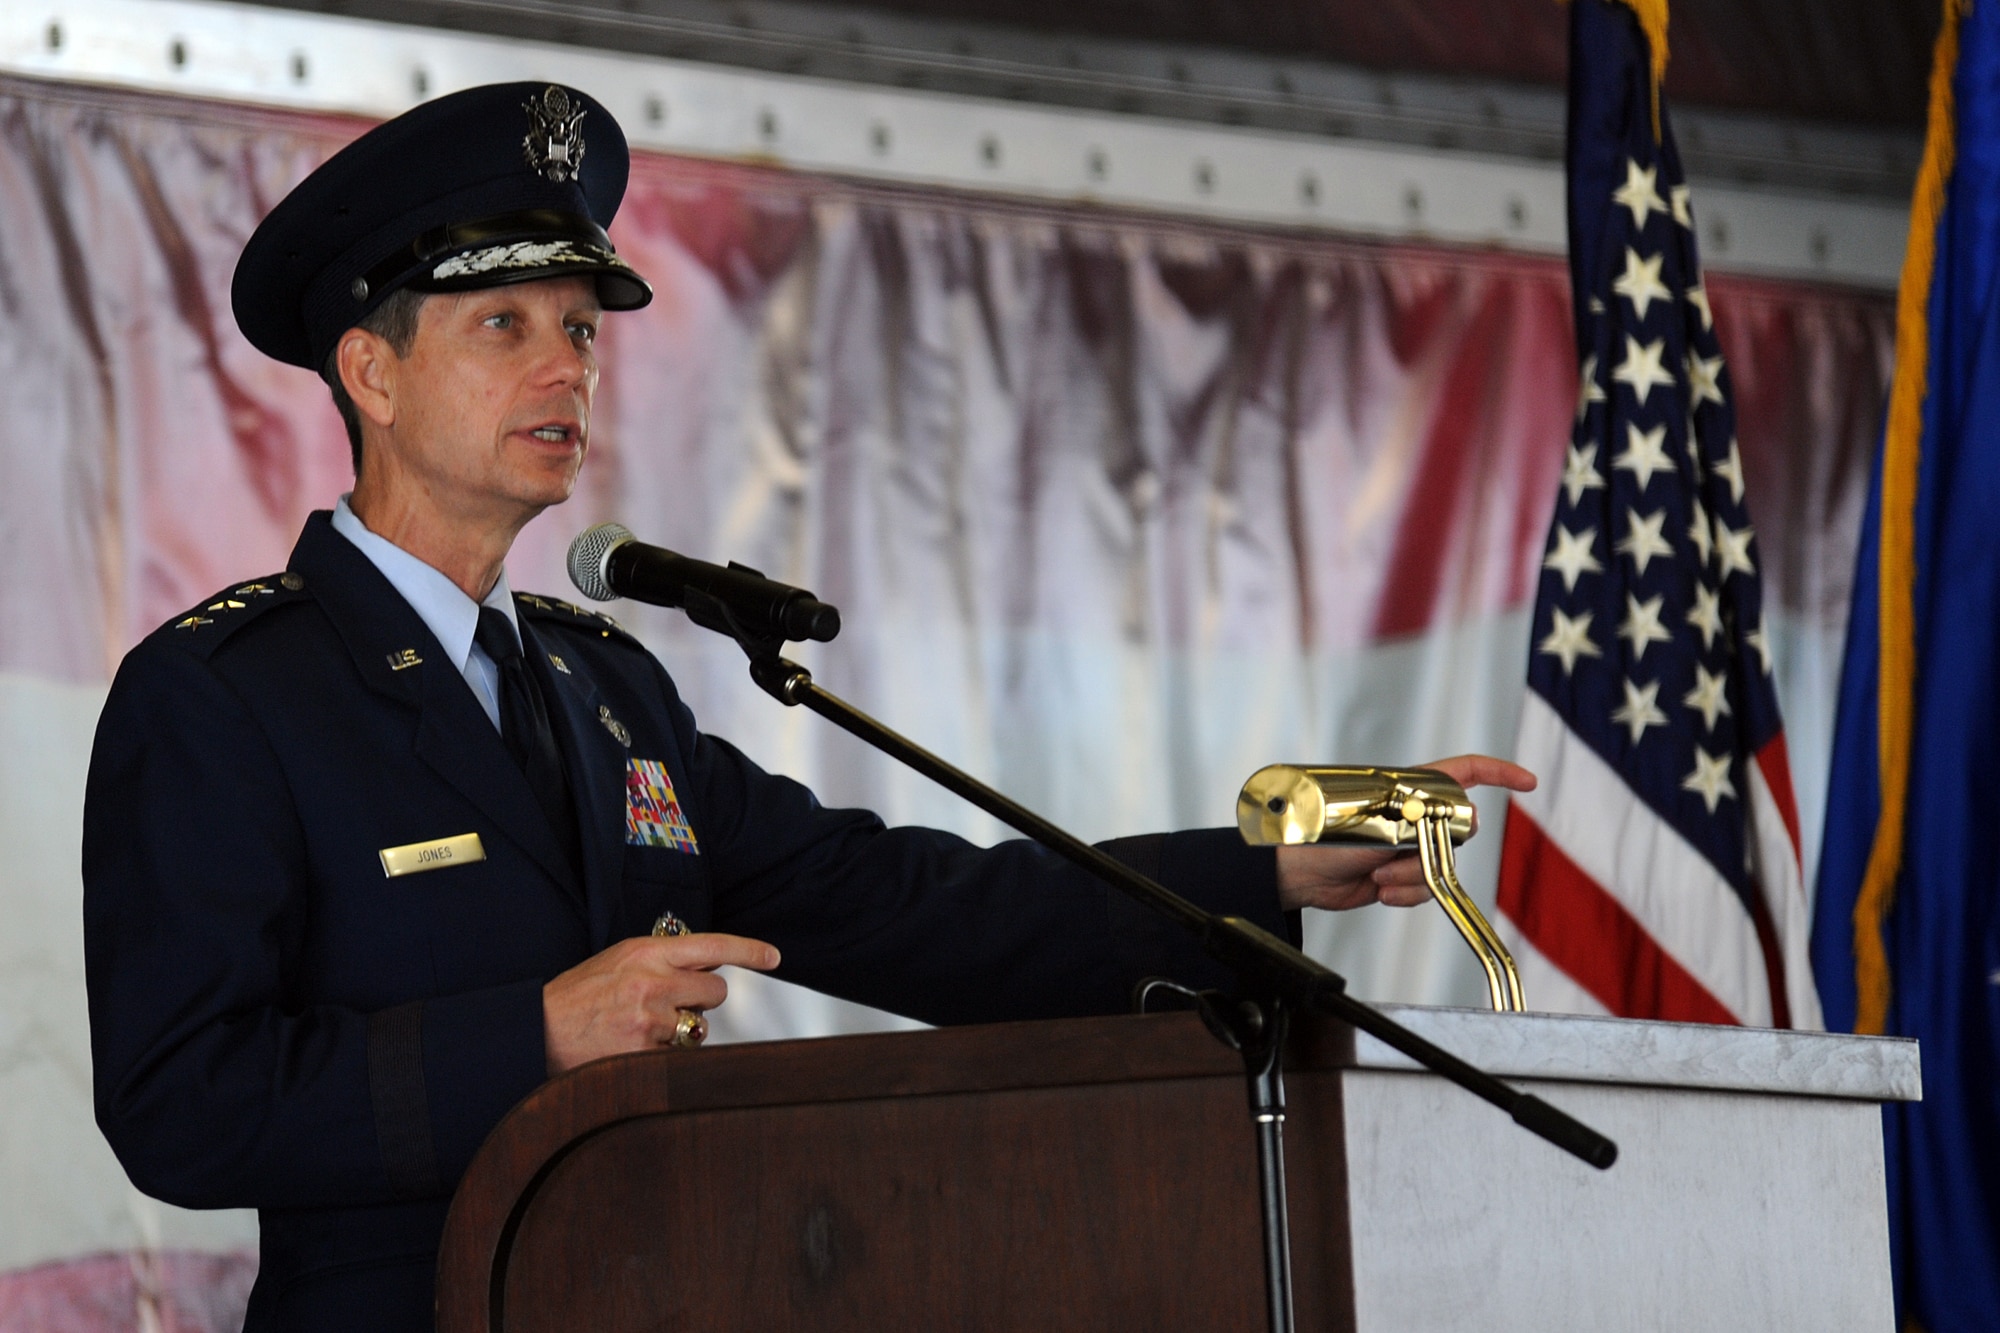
[{"xmin": 1812, "ymin": 0, "xmax": 2000, "ymax": 1324}]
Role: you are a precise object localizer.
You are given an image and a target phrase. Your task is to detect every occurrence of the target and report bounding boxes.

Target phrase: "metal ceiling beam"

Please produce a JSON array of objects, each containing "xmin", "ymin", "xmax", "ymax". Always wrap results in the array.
[
  {"xmin": 2, "ymin": 0, "xmax": 1909, "ymax": 286},
  {"xmin": 241, "ymin": 0, "xmax": 1925, "ymax": 200}
]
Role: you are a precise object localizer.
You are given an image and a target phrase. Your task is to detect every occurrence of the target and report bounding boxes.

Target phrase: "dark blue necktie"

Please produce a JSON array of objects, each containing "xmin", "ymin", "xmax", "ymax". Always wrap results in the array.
[{"xmin": 474, "ymin": 606, "xmax": 580, "ymax": 871}]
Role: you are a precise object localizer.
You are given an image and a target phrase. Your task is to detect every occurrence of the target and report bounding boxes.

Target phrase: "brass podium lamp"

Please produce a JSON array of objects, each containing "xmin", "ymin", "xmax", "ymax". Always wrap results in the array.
[{"xmin": 1236, "ymin": 766, "xmax": 1526, "ymax": 1012}]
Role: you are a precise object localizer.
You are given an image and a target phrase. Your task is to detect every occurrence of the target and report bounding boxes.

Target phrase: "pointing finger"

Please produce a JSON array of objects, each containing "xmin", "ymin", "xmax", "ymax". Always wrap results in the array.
[
  {"xmin": 1422, "ymin": 754, "xmax": 1537, "ymax": 794},
  {"xmin": 645, "ymin": 932, "xmax": 781, "ymax": 973}
]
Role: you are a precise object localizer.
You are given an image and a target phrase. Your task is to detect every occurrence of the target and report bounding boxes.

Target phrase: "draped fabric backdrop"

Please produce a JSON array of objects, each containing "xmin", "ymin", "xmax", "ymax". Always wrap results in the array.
[{"xmin": 0, "ymin": 74, "xmax": 1889, "ymax": 1328}]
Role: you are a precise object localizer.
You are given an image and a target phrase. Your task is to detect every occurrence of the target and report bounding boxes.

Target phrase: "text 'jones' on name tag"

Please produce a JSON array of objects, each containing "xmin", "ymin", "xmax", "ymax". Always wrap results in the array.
[{"xmin": 379, "ymin": 832, "xmax": 486, "ymax": 878}]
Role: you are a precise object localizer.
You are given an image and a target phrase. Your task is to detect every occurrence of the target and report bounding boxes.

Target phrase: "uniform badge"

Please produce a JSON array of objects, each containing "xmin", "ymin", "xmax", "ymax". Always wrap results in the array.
[
  {"xmin": 379, "ymin": 832, "xmax": 486, "ymax": 878},
  {"xmin": 523, "ymin": 86, "xmax": 586, "ymax": 182},
  {"xmin": 625, "ymin": 758, "xmax": 699, "ymax": 853}
]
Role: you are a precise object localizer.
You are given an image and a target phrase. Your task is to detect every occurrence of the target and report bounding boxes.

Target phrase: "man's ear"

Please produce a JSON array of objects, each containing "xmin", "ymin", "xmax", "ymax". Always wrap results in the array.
[{"xmin": 336, "ymin": 327, "xmax": 399, "ymax": 431}]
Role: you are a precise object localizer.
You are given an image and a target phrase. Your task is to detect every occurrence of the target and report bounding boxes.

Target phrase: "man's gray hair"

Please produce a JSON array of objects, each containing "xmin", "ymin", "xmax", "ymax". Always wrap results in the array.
[{"xmin": 318, "ymin": 287, "xmax": 427, "ymax": 476}]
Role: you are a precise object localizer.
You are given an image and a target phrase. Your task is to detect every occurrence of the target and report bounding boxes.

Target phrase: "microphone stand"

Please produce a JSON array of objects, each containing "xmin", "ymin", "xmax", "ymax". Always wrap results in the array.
[{"xmin": 695, "ymin": 598, "xmax": 1617, "ymax": 1333}]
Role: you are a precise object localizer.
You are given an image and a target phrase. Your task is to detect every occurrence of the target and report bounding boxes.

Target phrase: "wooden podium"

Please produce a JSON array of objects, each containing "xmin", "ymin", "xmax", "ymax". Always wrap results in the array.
[{"xmin": 438, "ymin": 1006, "xmax": 1919, "ymax": 1331}]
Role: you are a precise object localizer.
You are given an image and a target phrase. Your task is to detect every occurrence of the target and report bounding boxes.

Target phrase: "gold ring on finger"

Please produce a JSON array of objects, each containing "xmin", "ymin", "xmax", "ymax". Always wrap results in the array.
[{"xmin": 670, "ymin": 1008, "xmax": 708, "ymax": 1049}]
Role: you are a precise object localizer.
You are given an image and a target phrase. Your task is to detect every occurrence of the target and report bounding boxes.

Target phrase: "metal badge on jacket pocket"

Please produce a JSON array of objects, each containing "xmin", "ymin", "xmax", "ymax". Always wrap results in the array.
[{"xmin": 625, "ymin": 758, "xmax": 699, "ymax": 853}]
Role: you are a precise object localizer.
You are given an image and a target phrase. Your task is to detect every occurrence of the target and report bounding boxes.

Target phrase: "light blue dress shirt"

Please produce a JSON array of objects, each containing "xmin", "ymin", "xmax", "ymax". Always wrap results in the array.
[{"xmin": 330, "ymin": 496, "xmax": 518, "ymax": 732}]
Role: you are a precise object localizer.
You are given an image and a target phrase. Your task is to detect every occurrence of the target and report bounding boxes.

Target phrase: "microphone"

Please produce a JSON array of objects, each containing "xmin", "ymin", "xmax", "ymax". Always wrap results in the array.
[{"xmin": 566, "ymin": 523, "xmax": 842, "ymax": 645}]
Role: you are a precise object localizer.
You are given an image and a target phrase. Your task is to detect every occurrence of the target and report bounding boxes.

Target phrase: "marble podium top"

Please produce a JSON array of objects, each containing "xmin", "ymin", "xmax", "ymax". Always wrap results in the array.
[{"xmin": 1353, "ymin": 1005, "xmax": 1921, "ymax": 1102}]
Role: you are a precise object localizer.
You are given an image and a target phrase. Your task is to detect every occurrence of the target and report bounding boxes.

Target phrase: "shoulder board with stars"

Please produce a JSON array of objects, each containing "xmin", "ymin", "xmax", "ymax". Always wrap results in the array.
[
  {"xmin": 158, "ymin": 572, "xmax": 311, "ymax": 658},
  {"xmin": 513, "ymin": 591, "xmax": 642, "ymax": 648}
]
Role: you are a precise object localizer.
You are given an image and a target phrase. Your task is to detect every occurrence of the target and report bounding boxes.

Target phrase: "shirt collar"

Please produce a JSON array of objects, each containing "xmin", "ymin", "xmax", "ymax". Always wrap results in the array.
[{"xmin": 329, "ymin": 496, "xmax": 518, "ymax": 670}]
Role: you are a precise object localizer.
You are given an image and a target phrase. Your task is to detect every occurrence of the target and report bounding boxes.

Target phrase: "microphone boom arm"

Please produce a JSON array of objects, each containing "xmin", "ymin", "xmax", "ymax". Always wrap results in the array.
[
  {"xmin": 737, "ymin": 648, "xmax": 1616, "ymax": 1173},
  {"xmin": 564, "ymin": 514, "xmax": 1620, "ymax": 1333}
]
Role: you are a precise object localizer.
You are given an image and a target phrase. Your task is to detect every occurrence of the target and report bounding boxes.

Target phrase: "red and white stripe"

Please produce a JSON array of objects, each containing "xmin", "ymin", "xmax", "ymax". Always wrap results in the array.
[
  {"xmin": 1498, "ymin": 691, "xmax": 1823, "ymax": 1028},
  {"xmin": 1744, "ymin": 732, "xmax": 1823, "ymax": 1029}
]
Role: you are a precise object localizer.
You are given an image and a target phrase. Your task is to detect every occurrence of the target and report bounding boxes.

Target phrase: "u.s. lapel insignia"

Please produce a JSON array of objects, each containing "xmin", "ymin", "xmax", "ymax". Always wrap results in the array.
[
  {"xmin": 548, "ymin": 653, "xmax": 571, "ymax": 674},
  {"xmin": 523, "ymin": 86, "xmax": 586, "ymax": 182},
  {"xmin": 626, "ymin": 757, "xmax": 698, "ymax": 853},
  {"xmin": 598, "ymin": 704, "xmax": 632, "ymax": 747},
  {"xmin": 387, "ymin": 648, "xmax": 423, "ymax": 671}
]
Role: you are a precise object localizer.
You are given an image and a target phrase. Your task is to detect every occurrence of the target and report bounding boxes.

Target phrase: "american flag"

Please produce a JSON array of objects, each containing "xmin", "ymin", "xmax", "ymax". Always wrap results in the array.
[{"xmin": 1494, "ymin": 0, "xmax": 1822, "ymax": 1029}]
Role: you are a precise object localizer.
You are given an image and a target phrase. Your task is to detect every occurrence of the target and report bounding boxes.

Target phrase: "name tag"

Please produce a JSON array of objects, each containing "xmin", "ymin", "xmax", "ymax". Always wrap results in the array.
[{"xmin": 379, "ymin": 832, "xmax": 486, "ymax": 878}]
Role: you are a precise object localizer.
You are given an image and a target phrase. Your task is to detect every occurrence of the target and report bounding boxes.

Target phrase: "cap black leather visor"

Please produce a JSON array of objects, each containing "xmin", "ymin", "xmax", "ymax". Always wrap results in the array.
[{"xmin": 352, "ymin": 208, "xmax": 651, "ymax": 310}]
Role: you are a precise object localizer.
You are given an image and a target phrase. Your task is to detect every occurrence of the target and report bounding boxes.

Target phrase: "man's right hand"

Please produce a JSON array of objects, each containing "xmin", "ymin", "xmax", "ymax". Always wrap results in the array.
[{"xmin": 542, "ymin": 933, "xmax": 780, "ymax": 1074}]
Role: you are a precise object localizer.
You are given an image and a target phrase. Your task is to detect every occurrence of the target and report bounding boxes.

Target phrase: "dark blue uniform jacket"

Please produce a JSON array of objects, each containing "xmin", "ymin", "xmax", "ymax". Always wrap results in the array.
[{"xmin": 83, "ymin": 512, "xmax": 1292, "ymax": 1331}]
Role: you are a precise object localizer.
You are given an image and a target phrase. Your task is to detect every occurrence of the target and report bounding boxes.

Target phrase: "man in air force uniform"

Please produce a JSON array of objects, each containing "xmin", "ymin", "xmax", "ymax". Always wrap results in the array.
[{"xmin": 81, "ymin": 83, "xmax": 1531, "ymax": 1331}]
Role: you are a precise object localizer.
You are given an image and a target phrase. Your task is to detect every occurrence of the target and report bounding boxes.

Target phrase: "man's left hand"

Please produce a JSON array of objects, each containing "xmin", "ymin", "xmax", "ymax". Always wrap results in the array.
[{"xmin": 1274, "ymin": 755, "xmax": 1537, "ymax": 912}]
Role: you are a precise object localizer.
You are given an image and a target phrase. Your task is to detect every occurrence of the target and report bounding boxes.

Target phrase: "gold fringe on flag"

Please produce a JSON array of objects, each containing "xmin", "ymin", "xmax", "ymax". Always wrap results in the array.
[
  {"xmin": 1614, "ymin": 0, "xmax": 1671, "ymax": 138},
  {"xmin": 1561, "ymin": 0, "xmax": 1671, "ymax": 137},
  {"xmin": 1854, "ymin": 0, "xmax": 1968, "ymax": 1036}
]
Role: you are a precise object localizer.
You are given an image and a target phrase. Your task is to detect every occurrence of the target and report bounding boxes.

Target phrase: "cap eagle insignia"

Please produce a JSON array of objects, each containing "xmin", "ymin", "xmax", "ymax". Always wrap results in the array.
[{"xmin": 522, "ymin": 86, "xmax": 587, "ymax": 182}]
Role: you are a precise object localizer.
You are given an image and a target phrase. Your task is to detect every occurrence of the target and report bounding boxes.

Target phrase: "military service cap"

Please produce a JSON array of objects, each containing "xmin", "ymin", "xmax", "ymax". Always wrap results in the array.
[{"xmin": 232, "ymin": 82, "xmax": 653, "ymax": 369}]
